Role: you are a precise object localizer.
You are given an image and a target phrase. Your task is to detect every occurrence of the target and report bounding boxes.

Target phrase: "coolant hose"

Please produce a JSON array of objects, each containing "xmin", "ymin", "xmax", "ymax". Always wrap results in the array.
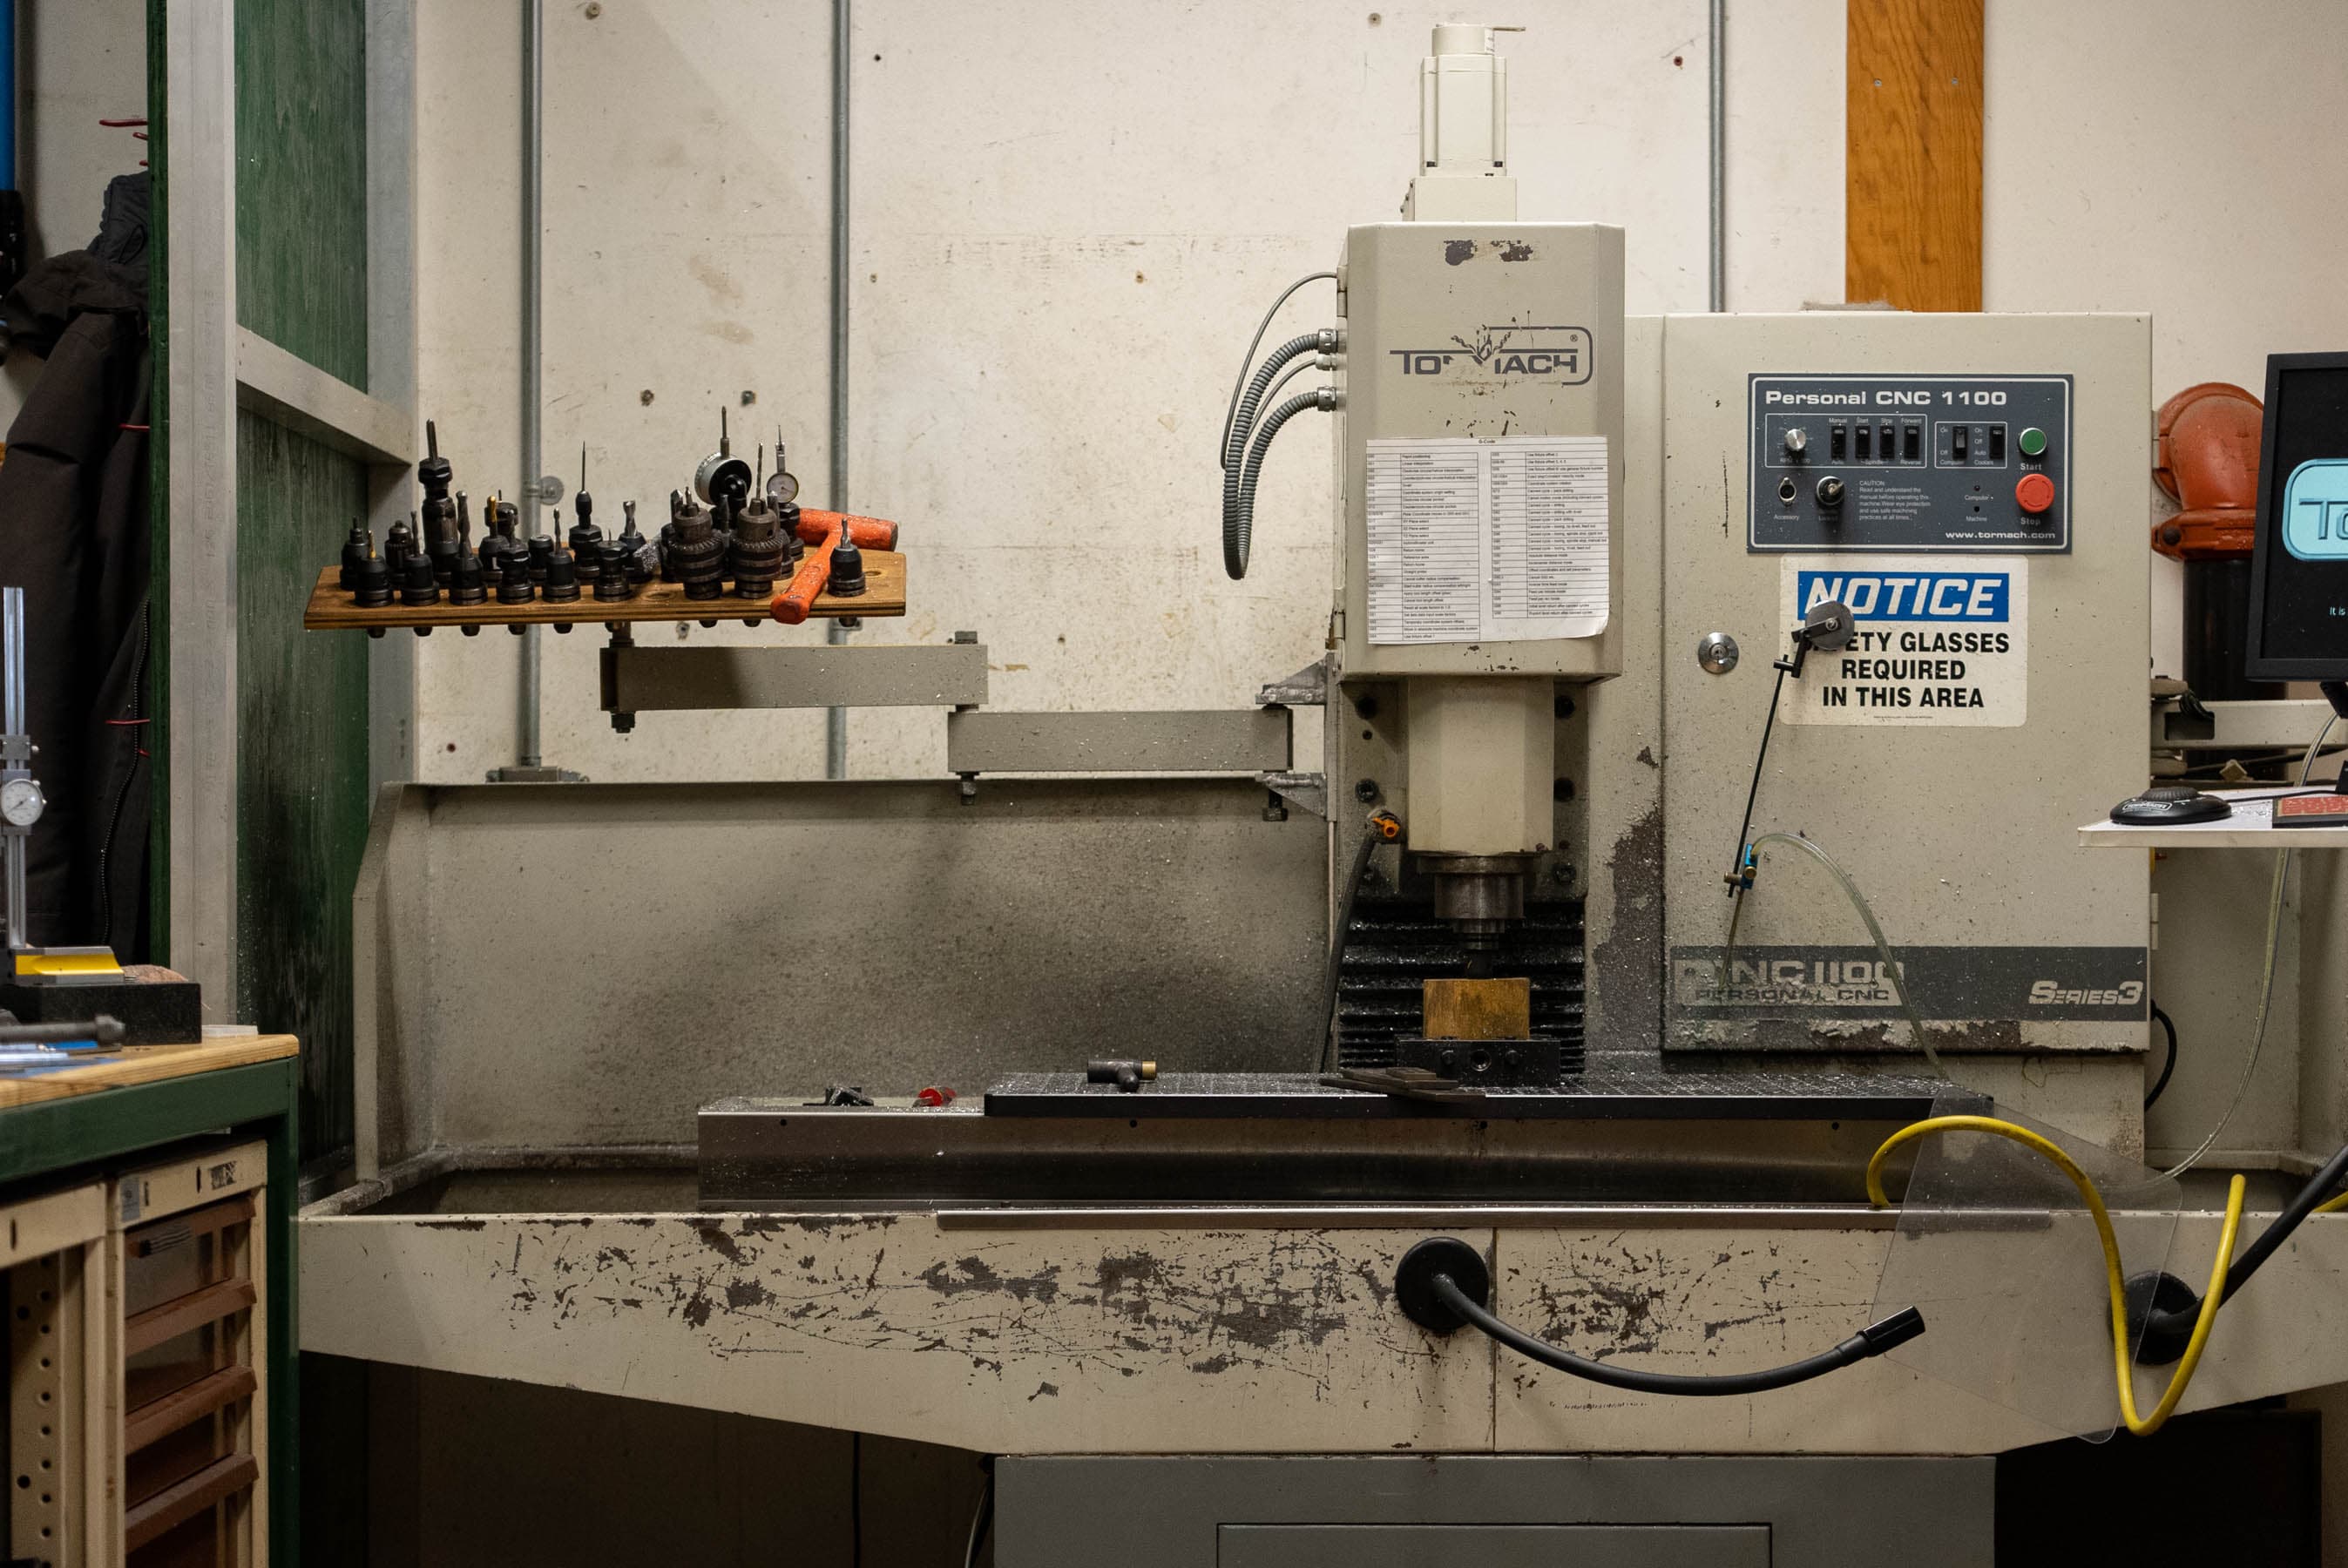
[
  {"xmin": 1222, "ymin": 334, "xmax": 1329, "ymax": 564},
  {"xmin": 1229, "ymin": 388, "xmax": 1334, "ymax": 579}
]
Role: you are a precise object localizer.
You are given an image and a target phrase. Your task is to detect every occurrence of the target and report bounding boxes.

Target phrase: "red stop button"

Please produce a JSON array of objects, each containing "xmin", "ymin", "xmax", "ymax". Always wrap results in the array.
[{"xmin": 2015, "ymin": 472, "xmax": 2057, "ymax": 516}]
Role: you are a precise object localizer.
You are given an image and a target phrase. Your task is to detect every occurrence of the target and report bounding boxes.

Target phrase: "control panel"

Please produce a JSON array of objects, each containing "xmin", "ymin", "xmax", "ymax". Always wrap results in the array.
[{"xmin": 1746, "ymin": 374, "xmax": 2073, "ymax": 552}]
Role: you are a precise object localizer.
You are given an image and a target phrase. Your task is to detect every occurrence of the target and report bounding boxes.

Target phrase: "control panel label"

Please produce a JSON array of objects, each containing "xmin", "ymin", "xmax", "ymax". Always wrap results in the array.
[
  {"xmin": 1778, "ymin": 555, "xmax": 2027, "ymax": 727},
  {"xmin": 1365, "ymin": 436, "xmax": 1609, "ymax": 645},
  {"xmin": 1746, "ymin": 374, "xmax": 2072, "ymax": 552},
  {"xmin": 1668, "ymin": 944, "xmax": 2147, "ymax": 1021}
]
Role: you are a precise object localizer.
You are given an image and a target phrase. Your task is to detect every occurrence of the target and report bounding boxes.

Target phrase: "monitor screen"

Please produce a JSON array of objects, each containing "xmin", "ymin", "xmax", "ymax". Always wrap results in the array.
[{"xmin": 2249, "ymin": 354, "xmax": 2348, "ymax": 679}]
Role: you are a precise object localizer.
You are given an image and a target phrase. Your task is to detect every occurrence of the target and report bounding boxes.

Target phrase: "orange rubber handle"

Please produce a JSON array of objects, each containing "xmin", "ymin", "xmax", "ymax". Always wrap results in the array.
[
  {"xmin": 770, "ymin": 523, "xmax": 842, "ymax": 625},
  {"xmin": 795, "ymin": 510, "xmax": 897, "ymax": 551}
]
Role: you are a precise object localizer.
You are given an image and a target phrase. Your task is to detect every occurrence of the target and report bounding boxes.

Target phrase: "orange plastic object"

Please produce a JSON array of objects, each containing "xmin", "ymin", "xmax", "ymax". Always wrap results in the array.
[
  {"xmin": 2014, "ymin": 471, "xmax": 2057, "ymax": 516},
  {"xmin": 2152, "ymin": 382, "xmax": 2263, "ymax": 560},
  {"xmin": 771, "ymin": 519, "xmax": 843, "ymax": 625},
  {"xmin": 795, "ymin": 510, "xmax": 898, "ymax": 551},
  {"xmin": 1370, "ymin": 810, "xmax": 1403, "ymax": 841}
]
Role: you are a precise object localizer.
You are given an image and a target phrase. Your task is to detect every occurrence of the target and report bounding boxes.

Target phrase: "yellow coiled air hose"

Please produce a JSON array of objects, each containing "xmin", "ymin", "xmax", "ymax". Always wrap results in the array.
[{"xmin": 1866, "ymin": 1116, "xmax": 2246, "ymax": 1438}]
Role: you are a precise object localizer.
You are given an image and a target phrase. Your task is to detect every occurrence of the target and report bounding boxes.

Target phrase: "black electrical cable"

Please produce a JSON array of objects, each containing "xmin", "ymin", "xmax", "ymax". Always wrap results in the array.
[
  {"xmin": 1724, "ymin": 662, "xmax": 1790, "ymax": 892},
  {"xmin": 1428, "ymin": 1274, "xmax": 1926, "ymax": 1397},
  {"xmin": 2149, "ymin": 1136, "xmax": 2348, "ymax": 1342},
  {"xmin": 1318, "ymin": 824, "xmax": 1384, "ymax": 1072},
  {"xmin": 2143, "ymin": 1002, "xmax": 2179, "ymax": 1109},
  {"xmin": 2134, "ymin": 1135, "xmax": 2348, "ymax": 1361}
]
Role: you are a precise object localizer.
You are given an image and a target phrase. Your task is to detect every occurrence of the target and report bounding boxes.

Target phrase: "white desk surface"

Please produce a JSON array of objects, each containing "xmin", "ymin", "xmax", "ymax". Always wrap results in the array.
[{"xmin": 2080, "ymin": 787, "xmax": 2348, "ymax": 848}]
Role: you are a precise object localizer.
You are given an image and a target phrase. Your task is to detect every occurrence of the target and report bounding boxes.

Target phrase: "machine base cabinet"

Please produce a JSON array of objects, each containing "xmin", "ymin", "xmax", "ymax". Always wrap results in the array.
[{"xmin": 993, "ymin": 1456, "xmax": 1993, "ymax": 1568}]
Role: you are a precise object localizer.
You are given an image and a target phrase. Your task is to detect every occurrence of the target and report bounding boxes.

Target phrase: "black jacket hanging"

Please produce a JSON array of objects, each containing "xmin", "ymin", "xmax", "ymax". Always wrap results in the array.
[{"xmin": 0, "ymin": 172, "xmax": 153, "ymax": 955}]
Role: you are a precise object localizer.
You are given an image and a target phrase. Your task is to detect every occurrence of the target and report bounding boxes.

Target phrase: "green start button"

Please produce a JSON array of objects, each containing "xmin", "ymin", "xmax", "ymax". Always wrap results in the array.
[{"xmin": 2018, "ymin": 426, "xmax": 2048, "ymax": 458}]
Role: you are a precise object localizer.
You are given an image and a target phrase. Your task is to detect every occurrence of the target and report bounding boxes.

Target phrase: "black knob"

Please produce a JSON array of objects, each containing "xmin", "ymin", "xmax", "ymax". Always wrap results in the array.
[{"xmin": 1816, "ymin": 475, "xmax": 1845, "ymax": 509}]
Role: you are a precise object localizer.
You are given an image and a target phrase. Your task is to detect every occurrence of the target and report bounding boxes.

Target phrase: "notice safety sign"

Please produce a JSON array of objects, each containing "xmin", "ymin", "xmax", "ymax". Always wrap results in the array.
[{"xmin": 1779, "ymin": 554, "xmax": 2027, "ymax": 727}]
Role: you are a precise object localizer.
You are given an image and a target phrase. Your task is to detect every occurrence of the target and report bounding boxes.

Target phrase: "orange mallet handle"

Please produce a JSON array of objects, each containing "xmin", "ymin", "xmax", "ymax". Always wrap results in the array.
[
  {"xmin": 795, "ymin": 510, "xmax": 897, "ymax": 551},
  {"xmin": 771, "ymin": 521, "xmax": 842, "ymax": 625}
]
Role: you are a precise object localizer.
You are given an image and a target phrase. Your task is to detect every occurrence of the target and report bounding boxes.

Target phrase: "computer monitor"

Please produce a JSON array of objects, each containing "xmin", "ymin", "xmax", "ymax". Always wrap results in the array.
[{"xmin": 2246, "ymin": 351, "xmax": 2348, "ymax": 684}]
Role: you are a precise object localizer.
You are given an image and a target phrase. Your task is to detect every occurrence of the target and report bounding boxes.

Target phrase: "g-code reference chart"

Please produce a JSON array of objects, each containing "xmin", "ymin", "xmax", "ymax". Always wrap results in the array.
[{"xmin": 1366, "ymin": 436, "xmax": 1609, "ymax": 645}]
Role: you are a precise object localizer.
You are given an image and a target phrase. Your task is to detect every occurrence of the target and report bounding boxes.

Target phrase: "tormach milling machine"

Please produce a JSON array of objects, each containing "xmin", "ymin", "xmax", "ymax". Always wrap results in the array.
[{"xmin": 298, "ymin": 24, "xmax": 2348, "ymax": 1567}]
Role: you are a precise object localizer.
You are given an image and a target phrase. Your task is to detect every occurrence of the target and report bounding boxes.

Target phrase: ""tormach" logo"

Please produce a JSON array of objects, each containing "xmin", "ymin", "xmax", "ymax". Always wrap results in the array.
[{"xmin": 1391, "ymin": 323, "xmax": 1593, "ymax": 383}]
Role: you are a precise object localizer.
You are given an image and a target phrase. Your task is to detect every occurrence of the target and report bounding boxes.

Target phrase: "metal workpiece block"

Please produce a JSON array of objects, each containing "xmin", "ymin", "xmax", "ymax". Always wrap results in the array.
[
  {"xmin": 946, "ymin": 708, "xmax": 1291, "ymax": 774},
  {"xmin": 598, "ymin": 641, "xmax": 989, "ymax": 712}
]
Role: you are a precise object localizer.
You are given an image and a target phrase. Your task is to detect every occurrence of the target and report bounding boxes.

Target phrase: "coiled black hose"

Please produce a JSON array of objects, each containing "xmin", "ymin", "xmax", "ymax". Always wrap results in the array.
[{"xmin": 1228, "ymin": 388, "xmax": 1332, "ymax": 578}]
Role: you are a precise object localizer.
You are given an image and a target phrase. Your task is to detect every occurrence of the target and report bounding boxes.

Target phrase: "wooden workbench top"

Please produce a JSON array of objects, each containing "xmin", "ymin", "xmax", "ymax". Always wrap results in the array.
[{"xmin": 0, "ymin": 1033, "xmax": 300, "ymax": 1110}]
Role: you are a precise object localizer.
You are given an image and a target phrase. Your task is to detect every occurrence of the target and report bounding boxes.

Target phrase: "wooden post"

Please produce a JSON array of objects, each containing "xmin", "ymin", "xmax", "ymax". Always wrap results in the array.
[{"xmin": 1847, "ymin": 0, "xmax": 1985, "ymax": 310}]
